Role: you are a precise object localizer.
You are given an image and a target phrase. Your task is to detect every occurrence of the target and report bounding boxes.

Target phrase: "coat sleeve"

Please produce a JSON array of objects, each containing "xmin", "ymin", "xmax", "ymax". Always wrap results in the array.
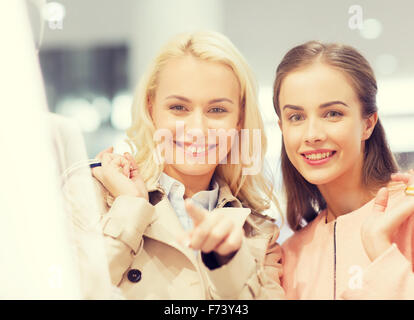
[
  {"xmin": 63, "ymin": 173, "xmax": 155, "ymax": 287},
  {"xmin": 62, "ymin": 172, "xmax": 155, "ymax": 295},
  {"xmin": 200, "ymin": 216, "xmax": 285, "ymax": 300},
  {"xmin": 100, "ymin": 195, "xmax": 155, "ymax": 286}
]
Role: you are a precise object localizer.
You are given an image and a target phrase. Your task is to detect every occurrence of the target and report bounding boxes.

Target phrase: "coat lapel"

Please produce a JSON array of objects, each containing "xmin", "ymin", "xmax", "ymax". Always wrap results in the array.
[
  {"xmin": 144, "ymin": 196, "xmax": 197, "ymax": 265},
  {"xmin": 211, "ymin": 207, "xmax": 251, "ymax": 228}
]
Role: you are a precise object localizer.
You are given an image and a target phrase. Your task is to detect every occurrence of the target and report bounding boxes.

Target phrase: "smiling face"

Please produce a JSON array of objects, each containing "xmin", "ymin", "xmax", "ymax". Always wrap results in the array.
[
  {"xmin": 150, "ymin": 54, "xmax": 241, "ymax": 178},
  {"xmin": 278, "ymin": 62, "xmax": 376, "ymax": 186}
]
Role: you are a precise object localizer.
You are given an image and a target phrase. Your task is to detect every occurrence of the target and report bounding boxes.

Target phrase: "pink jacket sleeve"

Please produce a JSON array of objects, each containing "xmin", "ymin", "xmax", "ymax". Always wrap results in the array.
[
  {"xmin": 342, "ymin": 215, "xmax": 414, "ymax": 300},
  {"xmin": 341, "ymin": 244, "xmax": 414, "ymax": 299}
]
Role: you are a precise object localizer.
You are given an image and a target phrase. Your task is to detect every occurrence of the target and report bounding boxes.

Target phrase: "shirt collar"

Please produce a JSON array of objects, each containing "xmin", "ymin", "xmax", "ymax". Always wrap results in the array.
[{"xmin": 158, "ymin": 172, "xmax": 219, "ymax": 211}]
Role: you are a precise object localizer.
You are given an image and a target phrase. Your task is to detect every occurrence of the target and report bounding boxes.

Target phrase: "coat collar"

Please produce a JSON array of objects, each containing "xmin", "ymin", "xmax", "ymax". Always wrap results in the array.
[
  {"xmin": 146, "ymin": 174, "xmax": 242, "ymax": 209},
  {"xmin": 144, "ymin": 197, "xmax": 197, "ymax": 263}
]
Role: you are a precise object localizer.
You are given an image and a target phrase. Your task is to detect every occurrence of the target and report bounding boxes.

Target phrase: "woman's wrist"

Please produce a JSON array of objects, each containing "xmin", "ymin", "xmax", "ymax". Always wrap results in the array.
[
  {"xmin": 214, "ymin": 250, "xmax": 237, "ymax": 266},
  {"xmin": 363, "ymin": 232, "xmax": 393, "ymax": 261}
]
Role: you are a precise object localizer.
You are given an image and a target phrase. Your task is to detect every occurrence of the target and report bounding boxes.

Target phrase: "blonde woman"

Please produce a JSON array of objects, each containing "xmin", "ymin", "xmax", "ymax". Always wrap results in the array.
[{"xmin": 76, "ymin": 31, "xmax": 284, "ymax": 299}]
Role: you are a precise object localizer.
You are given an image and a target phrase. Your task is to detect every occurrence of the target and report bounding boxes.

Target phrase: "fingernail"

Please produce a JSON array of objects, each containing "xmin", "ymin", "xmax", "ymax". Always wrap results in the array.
[
  {"xmin": 184, "ymin": 238, "xmax": 191, "ymax": 248},
  {"xmin": 181, "ymin": 235, "xmax": 191, "ymax": 248}
]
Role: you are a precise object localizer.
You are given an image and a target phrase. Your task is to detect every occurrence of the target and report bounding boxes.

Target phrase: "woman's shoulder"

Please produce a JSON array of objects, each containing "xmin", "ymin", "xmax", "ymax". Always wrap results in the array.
[{"xmin": 282, "ymin": 211, "xmax": 326, "ymax": 251}]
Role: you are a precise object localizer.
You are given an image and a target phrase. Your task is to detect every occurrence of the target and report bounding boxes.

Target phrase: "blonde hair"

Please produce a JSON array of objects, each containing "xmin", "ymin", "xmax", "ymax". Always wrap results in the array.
[{"xmin": 126, "ymin": 30, "xmax": 281, "ymax": 216}]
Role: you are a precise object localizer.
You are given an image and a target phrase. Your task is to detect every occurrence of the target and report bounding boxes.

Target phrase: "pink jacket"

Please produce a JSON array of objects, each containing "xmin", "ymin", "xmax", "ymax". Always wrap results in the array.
[{"xmin": 281, "ymin": 189, "xmax": 414, "ymax": 299}]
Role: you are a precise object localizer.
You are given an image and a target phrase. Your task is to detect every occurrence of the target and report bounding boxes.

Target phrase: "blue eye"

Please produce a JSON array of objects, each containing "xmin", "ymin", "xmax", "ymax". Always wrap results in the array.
[
  {"xmin": 209, "ymin": 107, "xmax": 227, "ymax": 113},
  {"xmin": 170, "ymin": 105, "xmax": 186, "ymax": 111}
]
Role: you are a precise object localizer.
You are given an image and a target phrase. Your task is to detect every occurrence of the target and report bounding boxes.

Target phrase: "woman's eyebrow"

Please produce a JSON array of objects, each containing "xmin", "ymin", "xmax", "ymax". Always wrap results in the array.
[
  {"xmin": 319, "ymin": 101, "xmax": 349, "ymax": 108},
  {"xmin": 282, "ymin": 101, "xmax": 349, "ymax": 111},
  {"xmin": 282, "ymin": 104, "xmax": 303, "ymax": 111},
  {"xmin": 208, "ymin": 98, "xmax": 234, "ymax": 104},
  {"xmin": 165, "ymin": 95, "xmax": 191, "ymax": 102},
  {"xmin": 165, "ymin": 95, "xmax": 234, "ymax": 104}
]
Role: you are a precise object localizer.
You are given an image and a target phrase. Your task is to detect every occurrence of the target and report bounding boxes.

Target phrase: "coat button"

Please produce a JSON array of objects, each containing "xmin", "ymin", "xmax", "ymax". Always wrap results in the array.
[{"xmin": 127, "ymin": 269, "xmax": 142, "ymax": 283}]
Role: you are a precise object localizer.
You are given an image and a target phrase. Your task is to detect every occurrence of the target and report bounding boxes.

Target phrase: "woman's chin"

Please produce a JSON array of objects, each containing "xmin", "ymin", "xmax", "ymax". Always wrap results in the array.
[
  {"xmin": 165, "ymin": 163, "xmax": 218, "ymax": 177},
  {"xmin": 301, "ymin": 172, "xmax": 336, "ymax": 186}
]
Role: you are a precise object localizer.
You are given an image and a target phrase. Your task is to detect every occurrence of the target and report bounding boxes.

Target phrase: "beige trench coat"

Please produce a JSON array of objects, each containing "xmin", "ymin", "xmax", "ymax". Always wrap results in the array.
[{"xmin": 64, "ymin": 172, "xmax": 284, "ymax": 300}]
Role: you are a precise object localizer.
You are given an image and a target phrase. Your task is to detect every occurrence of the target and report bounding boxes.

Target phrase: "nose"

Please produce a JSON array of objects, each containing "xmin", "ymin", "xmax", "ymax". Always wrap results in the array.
[
  {"xmin": 304, "ymin": 117, "xmax": 326, "ymax": 144},
  {"xmin": 185, "ymin": 109, "xmax": 208, "ymax": 140}
]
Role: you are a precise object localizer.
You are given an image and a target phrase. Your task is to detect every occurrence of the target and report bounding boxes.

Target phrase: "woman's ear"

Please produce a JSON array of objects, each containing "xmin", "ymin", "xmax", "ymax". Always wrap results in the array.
[
  {"xmin": 362, "ymin": 112, "xmax": 378, "ymax": 140},
  {"xmin": 278, "ymin": 119, "xmax": 282, "ymax": 132}
]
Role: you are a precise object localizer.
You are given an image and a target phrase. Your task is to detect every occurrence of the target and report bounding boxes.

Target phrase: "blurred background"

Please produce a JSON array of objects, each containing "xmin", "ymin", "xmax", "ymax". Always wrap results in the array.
[{"xmin": 27, "ymin": 0, "xmax": 414, "ymax": 240}]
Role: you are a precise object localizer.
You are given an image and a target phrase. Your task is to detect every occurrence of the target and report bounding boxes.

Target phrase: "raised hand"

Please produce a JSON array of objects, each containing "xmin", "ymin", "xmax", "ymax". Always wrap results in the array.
[
  {"xmin": 361, "ymin": 173, "xmax": 414, "ymax": 261},
  {"xmin": 92, "ymin": 146, "xmax": 148, "ymax": 200}
]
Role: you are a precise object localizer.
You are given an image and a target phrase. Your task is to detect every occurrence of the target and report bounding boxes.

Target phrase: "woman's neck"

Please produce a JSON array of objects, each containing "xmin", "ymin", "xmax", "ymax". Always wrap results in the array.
[
  {"xmin": 163, "ymin": 166, "xmax": 214, "ymax": 199},
  {"xmin": 318, "ymin": 160, "xmax": 375, "ymax": 222}
]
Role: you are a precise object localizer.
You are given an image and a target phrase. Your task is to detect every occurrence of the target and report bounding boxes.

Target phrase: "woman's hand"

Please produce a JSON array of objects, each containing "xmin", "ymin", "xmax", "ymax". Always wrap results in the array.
[
  {"xmin": 361, "ymin": 171, "xmax": 414, "ymax": 261},
  {"xmin": 390, "ymin": 169, "xmax": 414, "ymax": 185},
  {"xmin": 183, "ymin": 199, "xmax": 244, "ymax": 264},
  {"xmin": 92, "ymin": 146, "xmax": 148, "ymax": 201}
]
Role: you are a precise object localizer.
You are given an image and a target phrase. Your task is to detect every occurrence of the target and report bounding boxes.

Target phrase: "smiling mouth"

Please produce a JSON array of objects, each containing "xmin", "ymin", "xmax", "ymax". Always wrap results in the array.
[
  {"xmin": 301, "ymin": 151, "xmax": 336, "ymax": 161},
  {"xmin": 174, "ymin": 141, "xmax": 217, "ymax": 155}
]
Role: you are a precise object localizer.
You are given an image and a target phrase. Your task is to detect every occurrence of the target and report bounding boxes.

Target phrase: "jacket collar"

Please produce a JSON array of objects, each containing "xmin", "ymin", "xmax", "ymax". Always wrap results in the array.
[{"xmin": 146, "ymin": 174, "xmax": 242, "ymax": 209}]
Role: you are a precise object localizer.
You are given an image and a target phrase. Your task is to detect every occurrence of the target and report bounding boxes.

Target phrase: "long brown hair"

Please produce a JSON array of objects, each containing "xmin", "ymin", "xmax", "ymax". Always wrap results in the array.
[{"xmin": 273, "ymin": 41, "xmax": 399, "ymax": 231}]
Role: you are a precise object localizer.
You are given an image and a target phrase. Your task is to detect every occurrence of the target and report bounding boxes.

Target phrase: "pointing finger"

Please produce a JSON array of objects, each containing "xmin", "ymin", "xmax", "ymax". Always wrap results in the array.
[
  {"xmin": 185, "ymin": 199, "xmax": 207, "ymax": 227},
  {"xmin": 201, "ymin": 219, "xmax": 233, "ymax": 253},
  {"xmin": 189, "ymin": 215, "xmax": 218, "ymax": 251}
]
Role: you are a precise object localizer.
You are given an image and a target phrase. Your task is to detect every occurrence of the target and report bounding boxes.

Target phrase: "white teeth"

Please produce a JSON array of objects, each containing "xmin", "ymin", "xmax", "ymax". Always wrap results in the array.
[
  {"xmin": 188, "ymin": 145, "xmax": 205, "ymax": 154},
  {"xmin": 176, "ymin": 141, "xmax": 214, "ymax": 154},
  {"xmin": 305, "ymin": 152, "xmax": 332, "ymax": 160}
]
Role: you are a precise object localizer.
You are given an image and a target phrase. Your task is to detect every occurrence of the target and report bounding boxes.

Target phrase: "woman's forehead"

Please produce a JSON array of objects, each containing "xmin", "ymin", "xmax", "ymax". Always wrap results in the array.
[
  {"xmin": 279, "ymin": 63, "xmax": 358, "ymax": 108},
  {"xmin": 154, "ymin": 56, "xmax": 240, "ymax": 101}
]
